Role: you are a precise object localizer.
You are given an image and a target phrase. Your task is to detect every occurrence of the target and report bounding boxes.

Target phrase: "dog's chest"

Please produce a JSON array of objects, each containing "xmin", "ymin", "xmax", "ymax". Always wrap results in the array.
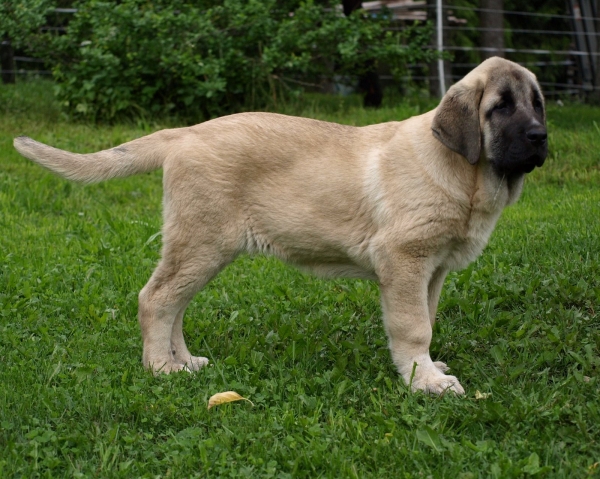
[
  {"xmin": 444, "ymin": 206, "xmax": 504, "ymax": 271},
  {"xmin": 440, "ymin": 169, "xmax": 516, "ymax": 271}
]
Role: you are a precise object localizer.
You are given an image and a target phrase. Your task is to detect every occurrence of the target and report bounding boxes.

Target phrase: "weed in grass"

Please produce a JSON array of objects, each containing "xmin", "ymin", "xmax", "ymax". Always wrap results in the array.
[{"xmin": 0, "ymin": 80, "xmax": 599, "ymax": 477}]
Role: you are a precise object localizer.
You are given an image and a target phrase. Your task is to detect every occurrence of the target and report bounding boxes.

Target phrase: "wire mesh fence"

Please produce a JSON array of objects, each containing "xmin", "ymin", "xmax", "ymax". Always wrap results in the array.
[{"xmin": 365, "ymin": 1, "xmax": 599, "ymax": 98}]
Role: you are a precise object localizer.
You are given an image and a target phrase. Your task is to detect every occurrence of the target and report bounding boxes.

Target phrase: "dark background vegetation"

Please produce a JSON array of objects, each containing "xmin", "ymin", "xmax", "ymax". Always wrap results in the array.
[
  {"xmin": 2, "ymin": 0, "xmax": 437, "ymax": 121},
  {"xmin": 2, "ymin": 0, "xmax": 596, "ymax": 122}
]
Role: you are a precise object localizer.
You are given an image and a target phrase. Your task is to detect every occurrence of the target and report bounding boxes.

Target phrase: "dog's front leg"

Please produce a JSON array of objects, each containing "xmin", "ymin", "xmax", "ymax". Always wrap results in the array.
[{"xmin": 379, "ymin": 258, "xmax": 464, "ymax": 395}]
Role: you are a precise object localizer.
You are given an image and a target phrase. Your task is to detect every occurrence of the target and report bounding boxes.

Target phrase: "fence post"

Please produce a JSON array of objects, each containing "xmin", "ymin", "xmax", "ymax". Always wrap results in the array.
[
  {"xmin": 1, "ymin": 35, "xmax": 16, "ymax": 84},
  {"xmin": 591, "ymin": 0, "xmax": 600, "ymax": 102},
  {"xmin": 427, "ymin": 0, "xmax": 451, "ymax": 97},
  {"xmin": 480, "ymin": 0, "xmax": 505, "ymax": 60},
  {"xmin": 342, "ymin": 0, "xmax": 383, "ymax": 107},
  {"xmin": 569, "ymin": 0, "xmax": 598, "ymax": 96},
  {"xmin": 436, "ymin": 0, "xmax": 446, "ymax": 95}
]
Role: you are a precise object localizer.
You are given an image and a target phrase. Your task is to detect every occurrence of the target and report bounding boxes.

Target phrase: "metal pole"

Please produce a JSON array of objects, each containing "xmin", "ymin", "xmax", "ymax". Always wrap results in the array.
[{"xmin": 436, "ymin": 0, "xmax": 446, "ymax": 95}]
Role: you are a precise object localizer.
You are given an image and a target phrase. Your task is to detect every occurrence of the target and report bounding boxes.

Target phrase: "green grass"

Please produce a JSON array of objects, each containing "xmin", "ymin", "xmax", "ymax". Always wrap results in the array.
[{"xmin": 1, "ymin": 79, "xmax": 599, "ymax": 478}]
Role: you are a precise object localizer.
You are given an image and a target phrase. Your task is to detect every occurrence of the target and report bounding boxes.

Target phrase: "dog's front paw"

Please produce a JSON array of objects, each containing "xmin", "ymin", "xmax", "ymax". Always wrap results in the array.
[
  {"xmin": 433, "ymin": 361, "xmax": 450, "ymax": 373},
  {"xmin": 411, "ymin": 370, "xmax": 465, "ymax": 395},
  {"xmin": 418, "ymin": 374, "xmax": 464, "ymax": 395},
  {"xmin": 403, "ymin": 359, "xmax": 464, "ymax": 395}
]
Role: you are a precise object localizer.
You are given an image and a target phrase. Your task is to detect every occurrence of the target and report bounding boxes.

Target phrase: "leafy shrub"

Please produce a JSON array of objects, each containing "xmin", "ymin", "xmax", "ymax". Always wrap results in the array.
[
  {"xmin": 0, "ymin": 0, "xmax": 55, "ymax": 49},
  {"xmin": 48, "ymin": 0, "xmax": 435, "ymax": 121}
]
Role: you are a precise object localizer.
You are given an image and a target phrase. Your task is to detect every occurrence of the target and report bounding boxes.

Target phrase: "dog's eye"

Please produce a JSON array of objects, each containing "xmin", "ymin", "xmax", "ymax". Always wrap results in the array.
[
  {"xmin": 533, "ymin": 98, "xmax": 544, "ymax": 112},
  {"xmin": 494, "ymin": 101, "xmax": 508, "ymax": 112}
]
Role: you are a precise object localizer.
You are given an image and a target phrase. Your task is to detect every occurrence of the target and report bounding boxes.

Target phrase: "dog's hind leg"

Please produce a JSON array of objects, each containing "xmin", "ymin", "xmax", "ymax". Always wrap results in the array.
[
  {"xmin": 138, "ymin": 242, "xmax": 233, "ymax": 374},
  {"xmin": 170, "ymin": 307, "xmax": 209, "ymax": 371}
]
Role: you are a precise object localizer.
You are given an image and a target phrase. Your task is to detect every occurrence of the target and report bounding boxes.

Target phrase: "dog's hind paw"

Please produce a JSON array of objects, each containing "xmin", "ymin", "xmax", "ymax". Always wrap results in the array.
[
  {"xmin": 180, "ymin": 355, "xmax": 209, "ymax": 371},
  {"xmin": 149, "ymin": 361, "xmax": 190, "ymax": 375}
]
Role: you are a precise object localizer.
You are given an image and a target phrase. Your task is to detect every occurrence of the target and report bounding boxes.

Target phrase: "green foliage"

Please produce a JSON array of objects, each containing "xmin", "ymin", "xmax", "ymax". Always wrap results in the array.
[
  {"xmin": 47, "ymin": 0, "xmax": 434, "ymax": 121},
  {"xmin": 0, "ymin": 0, "xmax": 54, "ymax": 47}
]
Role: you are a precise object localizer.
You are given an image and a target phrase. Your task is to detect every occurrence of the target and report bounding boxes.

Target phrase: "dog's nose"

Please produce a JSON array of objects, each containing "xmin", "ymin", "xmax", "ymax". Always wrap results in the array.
[{"xmin": 526, "ymin": 128, "xmax": 547, "ymax": 146}]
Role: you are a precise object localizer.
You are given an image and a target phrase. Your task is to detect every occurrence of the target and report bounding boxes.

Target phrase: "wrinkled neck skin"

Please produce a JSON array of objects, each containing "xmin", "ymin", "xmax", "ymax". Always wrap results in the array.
[{"xmin": 416, "ymin": 110, "xmax": 525, "ymax": 214}]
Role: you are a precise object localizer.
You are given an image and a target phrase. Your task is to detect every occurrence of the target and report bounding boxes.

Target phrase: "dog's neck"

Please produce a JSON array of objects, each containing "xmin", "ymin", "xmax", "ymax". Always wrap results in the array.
[
  {"xmin": 474, "ymin": 160, "xmax": 526, "ymax": 212},
  {"xmin": 415, "ymin": 110, "xmax": 525, "ymax": 213}
]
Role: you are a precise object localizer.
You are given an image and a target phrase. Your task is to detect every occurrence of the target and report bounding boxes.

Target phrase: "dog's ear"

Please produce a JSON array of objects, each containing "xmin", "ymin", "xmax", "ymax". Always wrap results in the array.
[{"xmin": 431, "ymin": 80, "xmax": 484, "ymax": 165}]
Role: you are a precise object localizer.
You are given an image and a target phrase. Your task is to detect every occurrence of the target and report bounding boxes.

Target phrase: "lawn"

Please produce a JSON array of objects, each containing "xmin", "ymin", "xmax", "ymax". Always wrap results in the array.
[{"xmin": 1, "ymin": 80, "xmax": 599, "ymax": 478}]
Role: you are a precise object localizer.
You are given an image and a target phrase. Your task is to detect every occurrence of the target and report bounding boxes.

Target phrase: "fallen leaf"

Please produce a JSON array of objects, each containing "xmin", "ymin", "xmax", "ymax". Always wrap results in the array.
[
  {"xmin": 475, "ymin": 390, "xmax": 491, "ymax": 400},
  {"xmin": 207, "ymin": 391, "xmax": 254, "ymax": 410}
]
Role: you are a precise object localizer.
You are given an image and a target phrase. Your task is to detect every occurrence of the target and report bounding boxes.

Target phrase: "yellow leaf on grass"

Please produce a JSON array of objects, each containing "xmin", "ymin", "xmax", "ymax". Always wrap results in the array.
[
  {"xmin": 475, "ymin": 390, "xmax": 491, "ymax": 400},
  {"xmin": 207, "ymin": 391, "xmax": 254, "ymax": 410}
]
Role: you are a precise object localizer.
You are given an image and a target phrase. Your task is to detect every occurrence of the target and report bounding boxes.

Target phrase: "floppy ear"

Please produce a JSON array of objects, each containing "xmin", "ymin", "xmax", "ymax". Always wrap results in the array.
[{"xmin": 431, "ymin": 80, "xmax": 484, "ymax": 165}]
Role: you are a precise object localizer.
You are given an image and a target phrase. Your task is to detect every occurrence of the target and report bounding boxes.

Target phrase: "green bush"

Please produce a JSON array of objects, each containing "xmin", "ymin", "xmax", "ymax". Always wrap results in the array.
[
  {"xmin": 48, "ymin": 0, "xmax": 435, "ymax": 121},
  {"xmin": 0, "ymin": 0, "xmax": 55, "ymax": 49}
]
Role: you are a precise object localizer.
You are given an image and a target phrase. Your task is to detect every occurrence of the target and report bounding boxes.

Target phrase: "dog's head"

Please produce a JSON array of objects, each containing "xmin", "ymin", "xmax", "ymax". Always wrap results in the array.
[{"xmin": 431, "ymin": 57, "xmax": 547, "ymax": 176}]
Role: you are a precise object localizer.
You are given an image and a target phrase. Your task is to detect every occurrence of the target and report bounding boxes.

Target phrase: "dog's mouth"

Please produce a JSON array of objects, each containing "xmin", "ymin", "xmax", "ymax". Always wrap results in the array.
[
  {"xmin": 496, "ymin": 152, "xmax": 546, "ymax": 176},
  {"xmin": 532, "ymin": 153, "xmax": 546, "ymax": 168},
  {"xmin": 520, "ymin": 154, "xmax": 545, "ymax": 173}
]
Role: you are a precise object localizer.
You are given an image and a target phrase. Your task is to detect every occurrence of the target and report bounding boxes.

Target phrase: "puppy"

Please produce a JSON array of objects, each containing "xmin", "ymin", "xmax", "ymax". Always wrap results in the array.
[{"xmin": 14, "ymin": 57, "xmax": 547, "ymax": 394}]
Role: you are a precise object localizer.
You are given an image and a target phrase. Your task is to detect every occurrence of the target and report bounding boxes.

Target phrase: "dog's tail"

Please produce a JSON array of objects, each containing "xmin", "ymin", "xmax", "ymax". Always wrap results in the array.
[{"xmin": 13, "ymin": 129, "xmax": 181, "ymax": 183}]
